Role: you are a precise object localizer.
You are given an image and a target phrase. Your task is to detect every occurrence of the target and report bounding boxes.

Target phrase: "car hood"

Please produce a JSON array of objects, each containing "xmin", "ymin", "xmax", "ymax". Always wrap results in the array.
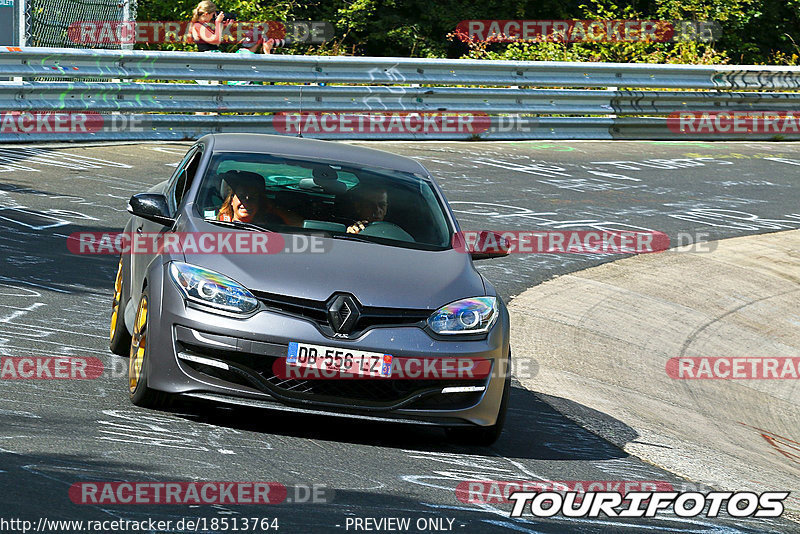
[{"xmin": 180, "ymin": 221, "xmax": 485, "ymax": 309}]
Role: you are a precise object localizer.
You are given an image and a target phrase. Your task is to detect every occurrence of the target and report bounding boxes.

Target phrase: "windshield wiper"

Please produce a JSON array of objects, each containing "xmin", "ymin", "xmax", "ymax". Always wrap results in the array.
[
  {"xmin": 330, "ymin": 232, "xmax": 373, "ymax": 243},
  {"xmin": 204, "ymin": 219, "xmax": 271, "ymax": 232}
]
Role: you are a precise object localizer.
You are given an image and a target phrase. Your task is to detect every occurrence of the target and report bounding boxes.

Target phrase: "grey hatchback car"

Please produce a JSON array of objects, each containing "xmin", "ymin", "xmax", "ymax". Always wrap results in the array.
[{"xmin": 110, "ymin": 134, "xmax": 510, "ymax": 444}]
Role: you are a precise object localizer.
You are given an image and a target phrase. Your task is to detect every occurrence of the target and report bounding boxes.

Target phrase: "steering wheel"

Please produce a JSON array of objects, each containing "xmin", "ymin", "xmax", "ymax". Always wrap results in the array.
[{"xmin": 358, "ymin": 221, "xmax": 414, "ymax": 241}]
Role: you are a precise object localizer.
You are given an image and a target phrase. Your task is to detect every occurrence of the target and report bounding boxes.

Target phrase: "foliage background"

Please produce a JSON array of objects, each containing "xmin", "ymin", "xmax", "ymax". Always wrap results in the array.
[{"xmin": 136, "ymin": 0, "xmax": 800, "ymax": 64}]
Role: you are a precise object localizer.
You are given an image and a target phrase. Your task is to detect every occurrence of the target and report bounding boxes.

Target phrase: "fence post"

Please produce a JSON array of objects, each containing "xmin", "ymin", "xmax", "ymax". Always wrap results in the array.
[
  {"xmin": 16, "ymin": 0, "xmax": 25, "ymax": 46},
  {"xmin": 121, "ymin": 0, "xmax": 132, "ymax": 51}
]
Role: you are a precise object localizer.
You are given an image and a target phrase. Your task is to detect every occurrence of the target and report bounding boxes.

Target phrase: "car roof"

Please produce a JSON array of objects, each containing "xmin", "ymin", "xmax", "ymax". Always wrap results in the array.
[{"xmin": 201, "ymin": 134, "xmax": 430, "ymax": 177}]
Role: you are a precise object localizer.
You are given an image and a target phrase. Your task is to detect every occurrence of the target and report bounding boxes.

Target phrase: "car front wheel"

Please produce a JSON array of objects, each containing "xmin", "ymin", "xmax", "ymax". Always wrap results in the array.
[
  {"xmin": 109, "ymin": 255, "xmax": 131, "ymax": 356},
  {"xmin": 129, "ymin": 289, "xmax": 169, "ymax": 409}
]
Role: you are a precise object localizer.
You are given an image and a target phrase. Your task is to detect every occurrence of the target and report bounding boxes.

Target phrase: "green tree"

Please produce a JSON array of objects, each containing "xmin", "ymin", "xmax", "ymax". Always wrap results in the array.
[{"xmin": 135, "ymin": 0, "xmax": 800, "ymax": 64}]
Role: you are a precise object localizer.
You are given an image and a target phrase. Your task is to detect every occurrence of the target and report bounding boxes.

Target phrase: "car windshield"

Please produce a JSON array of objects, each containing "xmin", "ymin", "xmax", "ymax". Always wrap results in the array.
[{"xmin": 193, "ymin": 152, "xmax": 453, "ymax": 250}]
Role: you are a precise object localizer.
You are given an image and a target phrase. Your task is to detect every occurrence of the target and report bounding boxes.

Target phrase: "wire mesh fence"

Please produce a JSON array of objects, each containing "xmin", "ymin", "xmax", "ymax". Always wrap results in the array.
[
  {"xmin": 23, "ymin": 0, "xmax": 136, "ymax": 81},
  {"xmin": 26, "ymin": 0, "xmax": 136, "ymax": 48}
]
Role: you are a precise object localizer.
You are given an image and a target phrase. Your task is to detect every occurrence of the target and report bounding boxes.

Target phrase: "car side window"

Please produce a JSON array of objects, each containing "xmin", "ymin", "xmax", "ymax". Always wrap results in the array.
[
  {"xmin": 166, "ymin": 147, "xmax": 202, "ymax": 214},
  {"xmin": 166, "ymin": 147, "xmax": 197, "ymax": 188},
  {"xmin": 174, "ymin": 150, "xmax": 203, "ymax": 211}
]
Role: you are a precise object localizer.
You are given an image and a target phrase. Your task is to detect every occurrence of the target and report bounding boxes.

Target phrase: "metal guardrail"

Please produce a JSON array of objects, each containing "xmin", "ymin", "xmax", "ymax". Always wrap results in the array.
[
  {"xmin": 4, "ymin": 46, "xmax": 800, "ymax": 89},
  {"xmin": 2, "ymin": 46, "xmax": 800, "ymax": 141},
  {"xmin": 4, "ymin": 82, "xmax": 800, "ymax": 115}
]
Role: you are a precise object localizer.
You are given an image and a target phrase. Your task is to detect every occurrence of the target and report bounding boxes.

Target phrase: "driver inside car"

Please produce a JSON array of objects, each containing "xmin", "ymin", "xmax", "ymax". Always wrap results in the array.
[{"xmin": 345, "ymin": 184, "xmax": 389, "ymax": 234}]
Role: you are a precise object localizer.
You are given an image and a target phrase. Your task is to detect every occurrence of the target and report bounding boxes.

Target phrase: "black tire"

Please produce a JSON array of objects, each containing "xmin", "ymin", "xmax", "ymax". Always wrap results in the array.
[
  {"xmin": 447, "ymin": 351, "xmax": 511, "ymax": 446},
  {"xmin": 109, "ymin": 255, "xmax": 132, "ymax": 356},
  {"xmin": 129, "ymin": 289, "xmax": 170, "ymax": 409}
]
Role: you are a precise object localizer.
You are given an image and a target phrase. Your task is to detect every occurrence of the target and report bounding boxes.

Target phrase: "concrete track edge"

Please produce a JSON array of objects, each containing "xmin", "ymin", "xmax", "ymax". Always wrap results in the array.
[{"xmin": 509, "ymin": 229, "xmax": 800, "ymax": 520}]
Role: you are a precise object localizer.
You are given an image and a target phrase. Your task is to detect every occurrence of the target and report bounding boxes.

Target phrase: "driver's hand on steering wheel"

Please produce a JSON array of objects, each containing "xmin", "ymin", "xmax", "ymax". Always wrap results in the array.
[{"xmin": 346, "ymin": 220, "xmax": 369, "ymax": 234}]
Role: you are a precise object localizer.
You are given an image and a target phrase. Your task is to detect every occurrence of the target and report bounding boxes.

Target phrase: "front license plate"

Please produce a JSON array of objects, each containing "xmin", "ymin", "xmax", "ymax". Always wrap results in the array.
[{"xmin": 287, "ymin": 342, "xmax": 393, "ymax": 378}]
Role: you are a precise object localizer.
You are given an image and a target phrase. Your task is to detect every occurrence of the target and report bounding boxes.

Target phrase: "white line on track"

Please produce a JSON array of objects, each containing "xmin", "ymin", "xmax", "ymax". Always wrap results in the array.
[
  {"xmin": 0, "ymin": 276, "xmax": 71, "ymax": 294},
  {"xmin": 0, "ymin": 303, "xmax": 45, "ymax": 324},
  {"xmin": 0, "ymin": 319, "xmax": 106, "ymax": 338}
]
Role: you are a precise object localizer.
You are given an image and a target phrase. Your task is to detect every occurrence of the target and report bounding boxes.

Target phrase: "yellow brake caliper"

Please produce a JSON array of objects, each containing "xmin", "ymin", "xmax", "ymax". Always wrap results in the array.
[
  {"xmin": 129, "ymin": 296, "xmax": 148, "ymax": 393},
  {"xmin": 110, "ymin": 257, "xmax": 123, "ymax": 341}
]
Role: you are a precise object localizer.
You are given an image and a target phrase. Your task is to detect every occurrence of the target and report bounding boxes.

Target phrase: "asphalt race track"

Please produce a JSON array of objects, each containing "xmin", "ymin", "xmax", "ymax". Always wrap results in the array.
[{"xmin": 0, "ymin": 140, "xmax": 798, "ymax": 533}]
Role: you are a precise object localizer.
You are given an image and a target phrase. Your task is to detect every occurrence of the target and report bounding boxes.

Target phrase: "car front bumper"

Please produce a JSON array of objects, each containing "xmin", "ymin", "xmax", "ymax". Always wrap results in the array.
[{"xmin": 143, "ymin": 264, "xmax": 510, "ymax": 427}]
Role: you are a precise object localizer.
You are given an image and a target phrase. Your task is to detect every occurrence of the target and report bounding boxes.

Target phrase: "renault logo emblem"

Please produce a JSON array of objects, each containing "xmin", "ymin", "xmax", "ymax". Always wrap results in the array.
[{"xmin": 327, "ymin": 294, "xmax": 361, "ymax": 334}]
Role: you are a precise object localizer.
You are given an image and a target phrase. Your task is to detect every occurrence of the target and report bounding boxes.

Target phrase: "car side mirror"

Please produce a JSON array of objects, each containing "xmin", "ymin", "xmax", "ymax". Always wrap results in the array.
[
  {"xmin": 453, "ymin": 231, "xmax": 511, "ymax": 260},
  {"xmin": 127, "ymin": 193, "xmax": 174, "ymax": 226},
  {"xmin": 471, "ymin": 246, "xmax": 510, "ymax": 260}
]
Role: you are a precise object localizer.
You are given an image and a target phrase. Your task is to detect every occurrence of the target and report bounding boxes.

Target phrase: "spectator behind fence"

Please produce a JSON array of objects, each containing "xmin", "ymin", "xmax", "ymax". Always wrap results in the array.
[
  {"xmin": 191, "ymin": 1, "xmax": 226, "ymax": 53},
  {"xmin": 190, "ymin": 0, "xmax": 228, "ymax": 101}
]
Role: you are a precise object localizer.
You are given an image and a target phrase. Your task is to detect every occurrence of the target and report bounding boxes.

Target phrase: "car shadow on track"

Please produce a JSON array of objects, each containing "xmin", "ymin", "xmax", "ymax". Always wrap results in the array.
[
  {"xmin": 170, "ymin": 382, "xmax": 632, "ymax": 462},
  {"xmin": 0, "ymin": 448, "xmax": 161, "ymax": 520},
  {"xmin": 0, "ymin": 450, "xmax": 653, "ymax": 534},
  {"xmin": 0, "ymin": 218, "xmax": 121, "ymax": 296}
]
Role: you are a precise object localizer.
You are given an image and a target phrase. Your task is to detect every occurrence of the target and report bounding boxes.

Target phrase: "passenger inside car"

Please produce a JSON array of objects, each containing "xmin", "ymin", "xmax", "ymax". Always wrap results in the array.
[{"xmin": 216, "ymin": 170, "xmax": 301, "ymax": 226}]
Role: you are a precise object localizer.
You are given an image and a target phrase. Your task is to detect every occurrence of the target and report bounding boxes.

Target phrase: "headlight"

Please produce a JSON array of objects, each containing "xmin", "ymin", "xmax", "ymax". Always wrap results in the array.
[
  {"xmin": 428, "ymin": 297, "xmax": 498, "ymax": 335},
  {"xmin": 168, "ymin": 262, "xmax": 258, "ymax": 314}
]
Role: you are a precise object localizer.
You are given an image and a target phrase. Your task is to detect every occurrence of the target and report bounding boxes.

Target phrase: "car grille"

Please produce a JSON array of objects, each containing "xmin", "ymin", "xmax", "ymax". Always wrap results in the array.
[
  {"xmin": 178, "ymin": 340, "xmax": 486, "ymax": 411},
  {"xmin": 250, "ymin": 290, "xmax": 432, "ymax": 334}
]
